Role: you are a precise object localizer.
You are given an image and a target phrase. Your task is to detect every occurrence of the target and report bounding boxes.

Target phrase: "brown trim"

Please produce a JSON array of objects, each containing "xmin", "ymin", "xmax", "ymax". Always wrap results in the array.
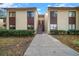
[
  {"xmin": 4, "ymin": 8, "xmax": 36, "ymax": 12},
  {"xmin": 50, "ymin": 11, "xmax": 57, "ymax": 24},
  {"xmin": 9, "ymin": 12, "xmax": 16, "ymax": 29},
  {"xmin": 27, "ymin": 17, "xmax": 34, "ymax": 25},
  {"xmin": 50, "ymin": 11, "xmax": 58, "ymax": 30},
  {"xmin": 50, "ymin": 17, "xmax": 57, "ymax": 24},
  {"xmin": 69, "ymin": 17, "xmax": 76, "ymax": 24},
  {"xmin": 27, "ymin": 11, "xmax": 34, "ymax": 29},
  {"xmin": 38, "ymin": 15, "xmax": 44, "ymax": 18},
  {"xmin": 48, "ymin": 7, "xmax": 79, "ymax": 10},
  {"xmin": 9, "ymin": 17, "xmax": 16, "ymax": 25},
  {"xmin": 69, "ymin": 17, "xmax": 76, "ymax": 30}
]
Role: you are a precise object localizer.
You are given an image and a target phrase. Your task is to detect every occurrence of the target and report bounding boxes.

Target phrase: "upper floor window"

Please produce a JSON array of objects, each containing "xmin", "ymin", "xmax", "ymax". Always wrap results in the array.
[
  {"xmin": 27, "ymin": 11, "xmax": 34, "ymax": 17},
  {"xmin": 50, "ymin": 11, "xmax": 57, "ymax": 17},
  {"xmin": 69, "ymin": 11, "xmax": 76, "ymax": 17},
  {"xmin": 9, "ymin": 12, "xmax": 16, "ymax": 17}
]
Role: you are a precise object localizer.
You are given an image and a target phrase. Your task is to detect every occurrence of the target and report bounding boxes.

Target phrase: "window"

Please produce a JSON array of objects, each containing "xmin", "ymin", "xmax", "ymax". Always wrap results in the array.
[
  {"xmin": 9, "ymin": 12, "xmax": 16, "ymax": 29},
  {"xmin": 9, "ymin": 25, "xmax": 15, "ymax": 29},
  {"xmin": 27, "ymin": 11, "xmax": 34, "ymax": 18},
  {"xmin": 27, "ymin": 11, "xmax": 34, "ymax": 30},
  {"xmin": 27, "ymin": 25, "xmax": 34, "ymax": 30},
  {"xmin": 69, "ymin": 24, "xmax": 75, "ymax": 30},
  {"xmin": 50, "ymin": 11, "xmax": 57, "ymax": 30},
  {"xmin": 68, "ymin": 11, "xmax": 76, "ymax": 30},
  {"xmin": 9, "ymin": 12, "xmax": 16, "ymax": 17},
  {"xmin": 50, "ymin": 24, "xmax": 57, "ymax": 30},
  {"xmin": 50, "ymin": 11, "xmax": 57, "ymax": 17},
  {"xmin": 69, "ymin": 11, "xmax": 76, "ymax": 17}
]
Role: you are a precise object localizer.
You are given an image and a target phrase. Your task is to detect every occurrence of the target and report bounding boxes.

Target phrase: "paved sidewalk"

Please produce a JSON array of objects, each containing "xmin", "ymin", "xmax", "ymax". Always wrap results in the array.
[{"xmin": 24, "ymin": 34, "xmax": 79, "ymax": 56}]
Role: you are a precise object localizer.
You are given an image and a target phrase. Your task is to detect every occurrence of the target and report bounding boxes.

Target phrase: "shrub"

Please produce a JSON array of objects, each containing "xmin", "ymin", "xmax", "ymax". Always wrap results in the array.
[
  {"xmin": 67, "ymin": 30, "xmax": 79, "ymax": 35},
  {"xmin": 50, "ymin": 30, "xmax": 58, "ymax": 35},
  {"xmin": 57, "ymin": 30, "xmax": 67, "ymax": 35},
  {"xmin": 67, "ymin": 30, "xmax": 75, "ymax": 35},
  {"xmin": 0, "ymin": 30, "xmax": 35, "ymax": 37},
  {"xmin": 73, "ymin": 40, "xmax": 79, "ymax": 46},
  {"xmin": 50, "ymin": 30, "xmax": 79, "ymax": 35},
  {"xmin": 50, "ymin": 30, "xmax": 67, "ymax": 35}
]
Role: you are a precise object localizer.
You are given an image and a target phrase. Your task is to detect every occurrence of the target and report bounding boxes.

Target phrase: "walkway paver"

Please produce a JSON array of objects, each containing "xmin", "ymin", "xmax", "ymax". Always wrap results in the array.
[{"xmin": 24, "ymin": 34, "xmax": 79, "ymax": 56}]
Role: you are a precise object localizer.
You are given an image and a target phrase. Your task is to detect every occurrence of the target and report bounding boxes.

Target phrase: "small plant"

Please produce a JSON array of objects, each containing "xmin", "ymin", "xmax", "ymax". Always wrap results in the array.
[{"xmin": 73, "ymin": 40, "xmax": 79, "ymax": 46}]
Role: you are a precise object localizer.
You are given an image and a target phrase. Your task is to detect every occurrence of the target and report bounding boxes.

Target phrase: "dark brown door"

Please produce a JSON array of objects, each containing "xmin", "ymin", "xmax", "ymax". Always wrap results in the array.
[{"xmin": 37, "ymin": 20, "xmax": 44, "ymax": 34}]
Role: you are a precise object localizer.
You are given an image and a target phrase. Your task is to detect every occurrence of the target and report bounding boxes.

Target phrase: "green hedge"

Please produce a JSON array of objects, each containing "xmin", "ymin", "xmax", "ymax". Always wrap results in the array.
[
  {"xmin": 57, "ymin": 30, "xmax": 67, "ymax": 35},
  {"xmin": 67, "ymin": 30, "xmax": 79, "ymax": 35},
  {"xmin": 50, "ymin": 30, "xmax": 79, "ymax": 35},
  {"xmin": 0, "ymin": 30, "xmax": 35, "ymax": 37},
  {"xmin": 50, "ymin": 30, "xmax": 67, "ymax": 35},
  {"xmin": 50, "ymin": 30, "xmax": 58, "ymax": 35}
]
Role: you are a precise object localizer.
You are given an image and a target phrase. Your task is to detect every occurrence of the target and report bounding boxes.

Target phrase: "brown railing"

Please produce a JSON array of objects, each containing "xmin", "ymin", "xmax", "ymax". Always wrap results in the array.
[
  {"xmin": 9, "ymin": 17, "xmax": 16, "ymax": 25},
  {"xmin": 27, "ymin": 17, "xmax": 34, "ymax": 25},
  {"xmin": 69, "ymin": 17, "xmax": 76, "ymax": 24},
  {"xmin": 50, "ymin": 17, "xmax": 57, "ymax": 24}
]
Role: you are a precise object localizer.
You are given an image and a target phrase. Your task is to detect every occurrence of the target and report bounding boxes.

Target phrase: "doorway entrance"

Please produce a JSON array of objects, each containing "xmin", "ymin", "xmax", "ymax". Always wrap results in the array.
[{"xmin": 37, "ymin": 20, "xmax": 45, "ymax": 34}]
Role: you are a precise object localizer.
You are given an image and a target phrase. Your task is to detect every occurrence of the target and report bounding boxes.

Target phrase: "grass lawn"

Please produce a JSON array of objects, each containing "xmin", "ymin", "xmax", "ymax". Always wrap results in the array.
[
  {"xmin": 0, "ymin": 37, "xmax": 33, "ymax": 56},
  {"xmin": 53, "ymin": 35, "xmax": 79, "ymax": 52}
]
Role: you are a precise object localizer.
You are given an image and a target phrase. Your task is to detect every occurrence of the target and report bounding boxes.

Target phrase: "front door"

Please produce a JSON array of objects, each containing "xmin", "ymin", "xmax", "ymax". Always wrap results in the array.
[{"xmin": 37, "ymin": 20, "xmax": 44, "ymax": 34}]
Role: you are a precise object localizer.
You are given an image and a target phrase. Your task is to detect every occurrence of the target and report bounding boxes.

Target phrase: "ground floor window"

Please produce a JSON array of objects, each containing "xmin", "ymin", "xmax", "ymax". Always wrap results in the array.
[
  {"xmin": 9, "ymin": 17, "xmax": 16, "ymax": 30},
  {"xmin": 69, "ymin": 24, "xmax": 76, "ymax": 30},
  {"xmin": 27, "ymin": 25, "xmax": 34, "ymax": 30},
  {"xmin": 50, "ymin": 24, "xmax": 57, "ymax": 30},
  {"xmin": 9, "ymin": 25, "xmax": 15, "ymax": 29}
]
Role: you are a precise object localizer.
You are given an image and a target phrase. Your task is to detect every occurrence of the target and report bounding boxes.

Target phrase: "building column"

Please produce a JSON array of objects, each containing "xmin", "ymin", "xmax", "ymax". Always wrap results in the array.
[
  {"xmin": 34, "ymin": 11, "xmax": 38, "ymax": 33},
  {"xmin": 48, "ymin": 11, "xmax": 50, "ymax": 33},
  {"xmin": 6, "ymin": 11, "xmax": 9, "ymax": 30}
]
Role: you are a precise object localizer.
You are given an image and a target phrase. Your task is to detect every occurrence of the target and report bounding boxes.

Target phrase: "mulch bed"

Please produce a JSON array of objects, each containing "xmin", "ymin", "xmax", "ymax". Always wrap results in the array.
[
  {"xmin": 52, "ymin": 35, "xmax": 79, "ymax": 52},
  {"xmin": 0, "ymin": 37, "xmax": 33, "ymax": 56}
]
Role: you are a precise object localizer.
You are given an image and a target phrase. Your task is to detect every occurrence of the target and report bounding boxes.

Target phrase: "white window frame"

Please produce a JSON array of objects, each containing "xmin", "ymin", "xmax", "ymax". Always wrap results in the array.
[
  {"xmin": 69, "ymin": 24, "xmax": 76, "ymax": 30},
  {"xmin": 69, "ymin": 11, "xmax": 76, "ymax": 17},
  {"xmin": 50, "ymin": 24, "xmax": 57, "ymax": 30},
  {"xmin": 27, "ymin": 11, "xmax": 35, "ymax": 18},
  {"xmin": 51, "ymin": 11, "xmax": 57, "ymax": 17},
  {"xmin": 9, "ymin": 12, "xmax": 16, "ymax": 17}
]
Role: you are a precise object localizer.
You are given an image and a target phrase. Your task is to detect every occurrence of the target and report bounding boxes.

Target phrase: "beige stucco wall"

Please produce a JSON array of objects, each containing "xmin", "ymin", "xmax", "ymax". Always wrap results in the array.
[
  {"xmin": 76, "ymin": 11, "xmax": 79, "ymax": 30},
  {"xmin": 47, "ymin": 11, "xmax": 50, "ymax": 33},
  {"xmin": 47, "ymin": 9, "xmax": 79, "ymax": 33},
  {"xmin": 0, "ymin": 19, "xmax": 4, "ymax": 29},
  {"xmin": 6, "ymin": 8, "xmax": 79, "ymax": 34},
  {"xmin": 16, "ymin": 10, "xmax": 27, "ymax": 30},
  {"xmin": 38, "ymin": 17, "xmax": 44, "ymax": 20},
  {"xmin": 45, "ymin": 11, "xmax": 50, "ymax": 33},
  {"xmin": 6, "ymin": 11, "xmax": 9, "ymax": 30},
  {"xmin": 34, "ymin": 11, "xmax": 38, "ymax": 33},
  {"xmin": 6, "ymin": 9, "xmax": 38, "ymax": 33},
  {"xmin": 45, "ymin": 13, "xmax": 47, "ymax": 33},
  {"xmin": 57, "ymin": 10, "xmax": 68, "ymax": 31}
]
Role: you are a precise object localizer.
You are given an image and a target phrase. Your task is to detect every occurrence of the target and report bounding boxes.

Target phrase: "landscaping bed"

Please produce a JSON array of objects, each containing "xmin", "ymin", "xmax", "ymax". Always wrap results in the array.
[
  {"xmin": 0, "ymin": 37, "xmax": 33, "ymax": 56},
  {"xmin": 0, "ymin": 30, "xmax": 35, "ymax": 56},
  {"xmin": 53, "ymin": 35, "xmax": 79, "ymax": 52}
]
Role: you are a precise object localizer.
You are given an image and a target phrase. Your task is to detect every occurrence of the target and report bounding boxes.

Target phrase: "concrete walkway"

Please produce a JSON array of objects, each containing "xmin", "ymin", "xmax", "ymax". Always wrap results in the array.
[{"xmin": 24, "ymin": 34, "xmax": 79, "ymax": 56}]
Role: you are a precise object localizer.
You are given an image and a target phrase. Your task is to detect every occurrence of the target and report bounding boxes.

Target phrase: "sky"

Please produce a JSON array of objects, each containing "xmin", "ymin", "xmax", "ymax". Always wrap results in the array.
[{"xmin": 0, "ymin": 3, "xmax": 79, "ymax": 14}]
